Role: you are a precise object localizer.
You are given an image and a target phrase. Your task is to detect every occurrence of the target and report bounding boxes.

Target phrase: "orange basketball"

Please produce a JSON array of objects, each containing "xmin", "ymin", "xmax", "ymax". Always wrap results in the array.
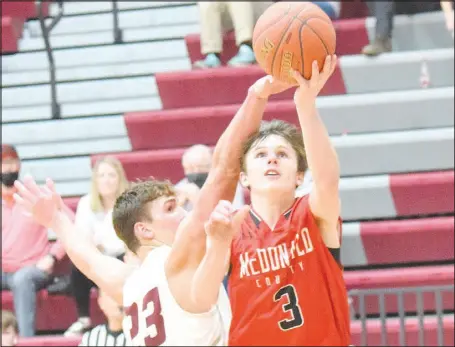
[{"xmin": 253, "ymin": 2, "xmax": 336, "ymax": 83}]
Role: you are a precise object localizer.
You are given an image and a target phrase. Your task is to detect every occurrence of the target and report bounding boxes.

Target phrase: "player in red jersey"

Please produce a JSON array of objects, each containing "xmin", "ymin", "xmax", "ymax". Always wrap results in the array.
[{"xmin": 227, "ymin": 55, "xmax": 351, "ymax": 346}]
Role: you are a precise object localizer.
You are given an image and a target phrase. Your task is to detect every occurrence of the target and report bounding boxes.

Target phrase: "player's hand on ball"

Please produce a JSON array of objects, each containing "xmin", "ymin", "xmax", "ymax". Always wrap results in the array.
[
  {"xmin": 249, "ymin": 75, "xmax": 293, "ymax": 100},
  {"xmin": 292, "ymin": 54, "xmax": 337, "ymax": 106},
  {"xmin": 205, "ymin": 201, "xmax": 250, "ymax": 244},
  {"xmin": 13, "ymin": 175, "xmax": 63, "ymax": 228}
]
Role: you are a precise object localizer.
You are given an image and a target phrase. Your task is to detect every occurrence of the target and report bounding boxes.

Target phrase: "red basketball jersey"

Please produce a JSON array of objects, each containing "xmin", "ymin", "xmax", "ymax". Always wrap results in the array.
[{"xmin": 228, "ymin": 195, "xmax": 351, "ymax": 346}]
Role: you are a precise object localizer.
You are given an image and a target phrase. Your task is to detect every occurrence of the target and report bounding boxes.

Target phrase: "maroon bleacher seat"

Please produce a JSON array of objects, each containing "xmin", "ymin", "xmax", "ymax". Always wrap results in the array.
[
  {"xmin": 17, "ymin": 335, "xmax": 81, "ymax": 347},
  {"xmin": 155, "ymin": 64, "xmax": 345, "ymax": 109},
  {"xmin": 184, "ymin": 17, "xmax": 369, "ymax": 66},
  {"xmin": 124, "ymin": 101, "xmax": 302, "ymax": 151},
  {"xmin": 360, "ymin": 217, "xmax": 454, "ymax": 265},
  {"xmin": 1, "ymin": 288, "xmax": 105, "ymax": 332},
  {"xmin": 1, "ymin": 16, "xmax": 24, "ymax": 54},
  {"xmin": 1, "ymin": 1, "xmax": 49, "ymax": 20},
  {"xmin": 390, "ymin": 170, "xmax": 454, "ymax": 216}
]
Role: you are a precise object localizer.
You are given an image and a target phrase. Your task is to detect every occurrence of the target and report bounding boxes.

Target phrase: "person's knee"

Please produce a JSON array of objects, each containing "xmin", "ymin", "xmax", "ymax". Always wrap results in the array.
[{"xmin": 11, "ymin": 267, "xmax": 46, "ymax": 291}]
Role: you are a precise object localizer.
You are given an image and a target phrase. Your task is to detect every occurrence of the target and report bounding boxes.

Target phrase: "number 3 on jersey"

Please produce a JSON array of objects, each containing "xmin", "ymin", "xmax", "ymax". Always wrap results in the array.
[
  {"xmin": 274, "ymin": 285, "xmax": 304, "ymax": 331},
  {"xmin": 125, "ymin": 287, "xmax": 166, "ymax": 345}
]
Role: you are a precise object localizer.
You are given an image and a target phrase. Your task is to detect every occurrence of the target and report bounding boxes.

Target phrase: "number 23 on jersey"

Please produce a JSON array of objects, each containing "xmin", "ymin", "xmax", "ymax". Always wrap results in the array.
[{"xmin": 124, "ymin": 287, "xmax": 167, "ymax": 346}]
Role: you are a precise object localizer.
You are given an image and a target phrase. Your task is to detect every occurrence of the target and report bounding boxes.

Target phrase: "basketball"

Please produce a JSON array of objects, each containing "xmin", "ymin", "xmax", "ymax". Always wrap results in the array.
[{"xmin": 252, "ymin": 2, "xmax": 336, "ymax": 83}]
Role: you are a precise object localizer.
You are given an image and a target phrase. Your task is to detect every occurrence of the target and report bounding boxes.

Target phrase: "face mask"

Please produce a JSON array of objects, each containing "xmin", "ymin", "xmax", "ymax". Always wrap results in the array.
[
  {"xmin": 1, "ymin": 171, "xmax": 19, "ymax": 188},
  {"xmin": 186, "ymin": 172, "xmax": 209, "ymax": 189}
]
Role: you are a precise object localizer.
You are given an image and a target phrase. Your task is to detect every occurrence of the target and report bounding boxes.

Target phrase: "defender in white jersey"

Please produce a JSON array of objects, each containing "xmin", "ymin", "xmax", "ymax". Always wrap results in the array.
[{"xmin": 13, "ymin": 76, "xmax": 292, "ymax": 346}]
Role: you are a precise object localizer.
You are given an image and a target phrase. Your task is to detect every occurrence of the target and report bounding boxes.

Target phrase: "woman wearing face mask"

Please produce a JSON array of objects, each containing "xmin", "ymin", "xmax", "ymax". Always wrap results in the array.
[{"xmin": 64, "ymin": 156, "xmax": 129, "ymax": 336}]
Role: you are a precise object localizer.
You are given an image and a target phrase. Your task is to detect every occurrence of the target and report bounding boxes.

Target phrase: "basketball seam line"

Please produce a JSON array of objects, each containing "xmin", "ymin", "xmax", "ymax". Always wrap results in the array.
[
  {"xmin": 304, "ymin": 22, "xmax": 330, "ymax": 55},
  {"xmin": 271, "ymin": 6, "xmax": 313, "ymax": 77},
  {"xmin": 252, "ymin": 4, "xmax": 292, "ymax": 56}
]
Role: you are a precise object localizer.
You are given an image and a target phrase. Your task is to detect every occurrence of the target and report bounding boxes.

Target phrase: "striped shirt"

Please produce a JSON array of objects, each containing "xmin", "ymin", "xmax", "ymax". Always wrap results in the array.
[{"xmin": 79, "ymin": 324, "xmax": 127, "ymax": 346}]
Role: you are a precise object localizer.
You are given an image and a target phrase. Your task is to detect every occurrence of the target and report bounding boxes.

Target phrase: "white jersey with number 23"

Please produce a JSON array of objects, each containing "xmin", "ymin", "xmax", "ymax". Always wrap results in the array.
[{"xmin": 122, "ymin": 245, "xmax": 231, "ymax": 346}]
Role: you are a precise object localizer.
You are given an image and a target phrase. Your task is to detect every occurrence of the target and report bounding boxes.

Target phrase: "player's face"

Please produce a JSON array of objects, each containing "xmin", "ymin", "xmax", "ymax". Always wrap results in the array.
[
  {"xmin": 241, "ymin": 134, "xmax": 304, "ymax": 194},
  {"xmin": 96, "ymin": 162, "xmax": 120, "ymax": 198},
  {"xmin": 148, "ymin": 195, "xmax": 187, "ymax": 245}
]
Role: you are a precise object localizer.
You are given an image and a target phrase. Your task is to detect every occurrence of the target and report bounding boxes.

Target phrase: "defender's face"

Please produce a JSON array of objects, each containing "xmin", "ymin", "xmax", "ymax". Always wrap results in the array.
[
  {"xmin": 241, "ymin": 135, "xmax": 303, "ymax": 194},
  {"xmin": 148, "ymin": 195, "xmax": 187, "ymax": 244}
]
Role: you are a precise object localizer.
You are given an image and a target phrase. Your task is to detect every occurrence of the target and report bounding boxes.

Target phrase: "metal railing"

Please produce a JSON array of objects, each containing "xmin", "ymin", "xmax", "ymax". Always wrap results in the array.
[
  {"xmin": 349, "ymin": 284, "xmax": 454, "ymax": 347},
  {"xmin": 37, "ymin": 0, "xmax": 123, "ymax": 120},
  {"xmin": 112, "ymin": 1, "xmax": 123, "ymax": 44},
  {"xmin": 38, "ymin": 0, "xmax": 64, "ymax": 119}
]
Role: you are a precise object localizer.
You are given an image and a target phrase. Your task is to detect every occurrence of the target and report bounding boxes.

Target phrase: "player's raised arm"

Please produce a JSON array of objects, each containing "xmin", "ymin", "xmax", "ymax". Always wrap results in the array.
[
  {"xmin": 292, "ymin": 55, "xmax": 341, "ymax": 248},
  {"xmin": 191, "ymin": 202, "xmax": 249, "ymax": 311},
  {"xmin": 168, "ymin": 77, "xmax": 292, "ymax": 269},
  {"xmin": 13, "ymin": 176, "xmax": 132, "ymax": 305}
]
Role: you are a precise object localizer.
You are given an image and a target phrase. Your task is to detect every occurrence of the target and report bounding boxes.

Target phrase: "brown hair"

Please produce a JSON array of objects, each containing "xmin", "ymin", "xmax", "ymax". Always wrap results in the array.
[
  {"xmin": 241, "ymin": 119, "xmax": 307, "ymax": 173},
  {"xmin": 1, "ymin": 310, "xmax": 18, "ymax": 333},
  {"xmin": 112, "ymin": 179, "xmax": 175, "ymax": 252},
  {"xmin": 90, "ymin": 156, "xmax": 130, "ymax": 213}
]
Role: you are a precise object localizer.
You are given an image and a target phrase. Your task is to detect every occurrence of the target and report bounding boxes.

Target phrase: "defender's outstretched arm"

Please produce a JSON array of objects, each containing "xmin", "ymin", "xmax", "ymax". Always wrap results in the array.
[{"xmin": 14, "ymin": 177, "xmax": 132, "ymax": 305}]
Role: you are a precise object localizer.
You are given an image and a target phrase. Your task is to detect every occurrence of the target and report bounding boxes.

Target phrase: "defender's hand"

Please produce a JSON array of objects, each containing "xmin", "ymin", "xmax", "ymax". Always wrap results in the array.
[
  {"xmin": 14, "ymin": 176, "xmax": 63, "ymax": 228},
  {"xmin": 204, "ymin": 201, "xmax": 250, "ymax": 244}
]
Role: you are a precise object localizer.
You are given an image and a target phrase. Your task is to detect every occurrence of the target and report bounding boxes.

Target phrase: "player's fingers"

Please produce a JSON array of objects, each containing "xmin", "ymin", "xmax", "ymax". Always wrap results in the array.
[
  {"xmin": 46, "ymin": 178, "xmax": 63, "ymax": 208},
  {"xmin": 290, "ymin": 69, "xmax": 306, "ymax": 85},
  {"xmin": 231, "ymin": 205, "xmax": 250, "ymax": 232},
  {"xmin": 23, "ymin": 175, "xmax": 42, "ymax": 197},
  {"xmin": 13, "ymin": 193, "xmax": 33, "ymax": 212},
  {"xmin": 210, "ymin": 211, "xmax": 230, "ymax": 225},
  {"xmin": 14, "ymin": 180, "xmax": 36, "ymax": 203},
  {"xmin": 322, "ymin": 55, "xmax": 331, "ymax": 77},
  {"xmin": 217, "ymin": 200, "xmax": 233, "ymax": 215},
  {"xmin": 310, "ymin": 60, "xmax": 320, "ymax": 84}
]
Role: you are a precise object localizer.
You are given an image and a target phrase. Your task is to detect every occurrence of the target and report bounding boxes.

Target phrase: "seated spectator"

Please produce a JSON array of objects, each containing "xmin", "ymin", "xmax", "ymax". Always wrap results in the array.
[
  {"xmin": 441, "ymin": 0, "xmax": 454, "ymax": 38},
  {"xmin": 193, "ymin": 2, "xmax": 272, "ymax": 68},
  {"xmin": 1, "ymin": 144, "xmax": 74, "ymax": 337},
  {"xmin": 65, "ymin": 156, "xmax": 129, "ymax": 336},
  {"xmin": 79, "ymin": 290, "xmax": 126, "ymax": 346},
  {"xmin": 312, "ymin": 1, "xmax": 341, "ymax": 20},
  {"xmin": 362, "ymin": 1, "xmax": 442, "ymax": 56},
  {"xmin": 2, "ymin": 310, "xmax": 18, "ymax": 347},
  {"xmin": 175, "ymin": 144, "xmax": 245, "ymax": 211}
]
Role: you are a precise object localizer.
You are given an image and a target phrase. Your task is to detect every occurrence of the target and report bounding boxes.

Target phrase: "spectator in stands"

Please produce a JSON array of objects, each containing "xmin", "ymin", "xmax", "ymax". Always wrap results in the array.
[
  {"xmin": 175, "ymin": 144, "xmax": 245, "ymax": 211},
  {"xmin": 65, "ymin": 156, "xmax": 129, "ymax": 337},
  {"xmin": 193, "ymin": 2, "xmax": 272, "ymax": 68},
  {"xmin": 78, "ymin": 290, "xmax": 126, "ymax": 346},
  {"xmin": 312, "ymin": 1, "xmax": 341, "ymax": 20},
  {"xmin": 441, "ymin": 0, "xmax": 454, "ymax": 38},
  {"xmin": 2, "ymin": 310, "xmax": 18, "ymax": 347},
  {"xmin": 362, "ymin": 1, "xmax": 442, "ymax": 56},
  {"xmin": 1, "ymin": 144, "xmax": 73, "ymax": 337}
]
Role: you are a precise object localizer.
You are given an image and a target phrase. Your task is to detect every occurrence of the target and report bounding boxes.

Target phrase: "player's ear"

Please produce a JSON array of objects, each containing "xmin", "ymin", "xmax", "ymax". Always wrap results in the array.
[
  {"xmin": 296, "ymin": 171, "xmax": 305, "ymax": 187},
  {"xmin": 134, "ymin": 221, "xmax": 155, "ymax": 241},
  {"xmin": 239, "ymin": 172, "xmax": 250, "ymax": 189}
]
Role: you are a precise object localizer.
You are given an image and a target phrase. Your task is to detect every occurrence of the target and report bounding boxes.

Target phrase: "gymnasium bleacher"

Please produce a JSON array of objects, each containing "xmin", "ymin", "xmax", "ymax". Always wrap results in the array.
[{"xmin": 1, "ymin": 1, "xmax": 454, "ymax": 346}]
